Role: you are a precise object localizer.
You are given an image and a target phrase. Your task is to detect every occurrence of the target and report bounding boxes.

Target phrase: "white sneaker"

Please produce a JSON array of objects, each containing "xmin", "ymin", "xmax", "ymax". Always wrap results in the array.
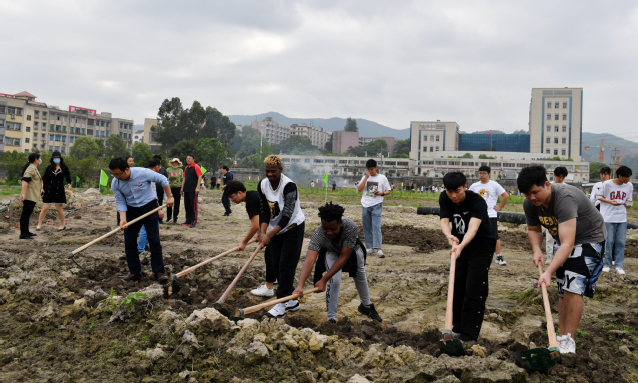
[
  {"xmin": 285, "ymin": 299, "xmax": 300, "ymax": 313},
  {"xmin": 558, "ymin": 333, "xmax": 576, "ymax": 354},
  {"xmin": 602, "ymin": 266, "xmax": 611, "ymax": 273},
  {"xmin": 268, "ymin": 303, "xmax": 286, "ymax": 318},
  {"xmin": 250, "ymin": 284, "xmax": 274, "ymax": 297},
  {"xmin": 616, "ymin": 268, "xmax": 626, "ymax": 275},
  {"xmin": 495, "ymin": 255, "xmax": 506, "ymax": 265},
  {"xmin": 376, "ymin": 249, "xmax": 385, "ymax": 258}
]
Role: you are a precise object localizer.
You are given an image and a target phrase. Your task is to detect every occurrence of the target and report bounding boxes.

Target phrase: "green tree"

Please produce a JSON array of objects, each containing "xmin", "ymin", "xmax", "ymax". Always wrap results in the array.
[
  {"xmin": 155, "ymin": 97, "xmax": 185, "ymax": 150},
  {"xmin": 0, "ymin": 150, "xmax": 29, "ymax": 183},
  {"xmin": 272, "ymin": 136, "xmax": 317, "ymax": 155},
  {"xmin": 589, "ymin": 162, "xmax": 610, "ymax": 180},
  {"xmin": 93, "ymin": 138, "xmax": 105, "ymax": 157},
  {"xmin": 196, "ymin": 138, "xmax": 232, "ymax": 171},
  {"xmin": 70, "ymin": 137, "xmax": 101, "ymax": 160},
  {"xmin": 168, "ymin": 140, "xmax": 198, "ymax": 161},
  {"xmin": 106, "ymin": 135, "xmax": 130, "ymax": 158},
  {"xmin": 66, "ymin": 156, "xmax": 106, "ymax": 186},
  {"xmin": 201, "ymin": 107, "xmax": 237, "ymax": 146},
  {"xmin": 132, "ymin": 142, "xmax": 154, "ymax": 167},
  {"xmin": 346, "ymin": 139, "xmax": 388, "ymax": 157},
  {"xmin": 344, "ymin": 117, "xmax": 358, "ymax": 132},
  {"xmin": 240, "ymin": 146, "xmax": 273, "ymax": 169},
  {"xmin": 324, "ymin": 135, "xmax": 333, "ymax": 152},
  {"xmin": 393, "ymin": 138, "xmax": 410, "ymax": 156}
]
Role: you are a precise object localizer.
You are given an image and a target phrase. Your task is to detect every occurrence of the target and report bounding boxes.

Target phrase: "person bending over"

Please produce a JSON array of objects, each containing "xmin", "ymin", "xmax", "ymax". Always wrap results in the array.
[
  {"xmin": 258, "ymin": 155, "xmax": 306, "ymax": 318},
  {"xmin": 294, "ymin": 203, "xmax": 382, "ymax": 323},
  {"xmin": 518, "ymin": 165, "xmax": 605, "ymax": 354},
  {"xmin": 224, "ymin": 180, "xmax": 277, "ymax": 297},
  {"xmin": 439, "ymin": 172, "xmax": 496, "ymax": 342}
]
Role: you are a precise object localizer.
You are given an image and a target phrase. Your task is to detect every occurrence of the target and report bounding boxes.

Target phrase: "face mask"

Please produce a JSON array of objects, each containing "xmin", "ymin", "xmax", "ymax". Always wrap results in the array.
[
  {"xmin": 171, "ymin": 165, "xmax": 178, "ymax": 168},
  {"xmin": 53, "ymin": 158, "xmax": 61, "ymax": 164}
]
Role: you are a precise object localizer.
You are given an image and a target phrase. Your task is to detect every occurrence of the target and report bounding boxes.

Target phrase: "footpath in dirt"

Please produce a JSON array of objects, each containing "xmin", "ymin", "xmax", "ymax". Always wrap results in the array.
[{"xmin": 1, "ymin": 190, "xmax": 637, "ymax": 382}]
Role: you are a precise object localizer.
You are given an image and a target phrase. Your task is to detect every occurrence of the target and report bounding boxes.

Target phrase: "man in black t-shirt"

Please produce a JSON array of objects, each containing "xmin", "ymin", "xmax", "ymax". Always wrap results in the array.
[
  {"xmin": 439, "ymin": 172, "xmax": 496, "ymax": 342},
  {"xmin": 221, "ymin": 165, "xmax": 234, "ymax": 216},
  {"xmin": 180, "ymin": 154, "xmax": 202, "ymax": 228},
  {"xmin": 224, "ymin": 180, "xmax": 276, "ymax": 297}
]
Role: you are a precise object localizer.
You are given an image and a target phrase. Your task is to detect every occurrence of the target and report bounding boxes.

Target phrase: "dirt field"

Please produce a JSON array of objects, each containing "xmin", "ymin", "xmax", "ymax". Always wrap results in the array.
[{"xmin": 1, "ymin": 187, "xmax": 637, "ymax": 382}]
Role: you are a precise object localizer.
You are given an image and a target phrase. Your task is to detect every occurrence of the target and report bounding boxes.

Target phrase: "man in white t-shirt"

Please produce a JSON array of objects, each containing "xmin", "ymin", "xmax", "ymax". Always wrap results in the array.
[
  {"xmin": 357, "ymin": 159, "xmax": 391, "ymax": 258},
  {"xmin": 469, "ymin": 166, "xmax": 510, "ymax": 265},
  {"xmin": 590, "ymin": 166, "xmax": 612, "ymax": 211},
  {"xmin": 597, "ymin": 165, "xmax": 633, "ymax": 275}
]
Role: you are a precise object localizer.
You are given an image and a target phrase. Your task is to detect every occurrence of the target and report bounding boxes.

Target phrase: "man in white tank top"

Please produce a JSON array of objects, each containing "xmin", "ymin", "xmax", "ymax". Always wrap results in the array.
[{"xmin": 258, "ymin": 155, "xmax": 306, "ymax": 317}]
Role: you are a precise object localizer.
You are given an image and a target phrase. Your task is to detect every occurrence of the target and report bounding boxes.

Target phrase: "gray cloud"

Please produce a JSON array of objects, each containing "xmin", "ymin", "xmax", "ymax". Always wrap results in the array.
[{"xmin": 1, "ymin": 0, "xmax": 637, "ymax": 139}]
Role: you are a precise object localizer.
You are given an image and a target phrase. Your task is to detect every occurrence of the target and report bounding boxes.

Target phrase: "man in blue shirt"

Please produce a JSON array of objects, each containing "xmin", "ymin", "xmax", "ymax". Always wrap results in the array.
[{"xmin": 110, "ymin": 157, "xmax": 174, "ymax": 284}]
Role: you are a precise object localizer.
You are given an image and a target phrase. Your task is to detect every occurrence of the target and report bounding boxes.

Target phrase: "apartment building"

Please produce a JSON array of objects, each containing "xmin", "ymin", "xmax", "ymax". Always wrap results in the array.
[
  {"xmin": 529, "ymin": 87, "xmax": 583, "ymax": 161},
  {"xmin": 359, "ymin": 136, "xmax": 397, "ymax": 155},
  {"xmin": 289, "ymin": 123, "xmax": 332, "ymax": 149},
  {"xmin": 0, "ymin": 91, "xmax": 134, "ymax": 153},
  {"xmin": 143, "ymin": 118, "xmax": 161, "ymax": 151},
  {"xmin": 409, "ymin": 121, "xmax": 460, "ymax": 168},
  {"xmin": 251, "ymin": 117, "xmax": 290, "ymax": 145},
  {"xmin": 281, "ymin": 154, "xmax": 411, "ymax": 178}
]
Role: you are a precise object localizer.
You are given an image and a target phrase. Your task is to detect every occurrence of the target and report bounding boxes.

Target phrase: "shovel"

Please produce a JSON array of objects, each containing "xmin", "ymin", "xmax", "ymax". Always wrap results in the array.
[
  {"xmin": 438, "ymin": 252, "xmax": 465, "ymax": 356},
  {"xmin": 514, "ymin": 263, "xmax": 560, "ymax": 371},
  {"xmin": 214, "ymin": 243, "xmax": 264, "ymax": 317},
  {"xmin": 230, "ymin": 287, "xmax": 320, "ymax": 322},
  {"xmin": 169, "ymin": 239, "xmax": 257, "ymax": 295},
  {"xmin": 68, "ymin": 204, "xmax": 167, "ymax": 259}
]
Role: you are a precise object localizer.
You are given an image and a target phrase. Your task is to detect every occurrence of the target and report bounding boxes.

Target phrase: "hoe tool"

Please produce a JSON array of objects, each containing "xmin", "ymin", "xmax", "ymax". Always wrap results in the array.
[
  {"xmin": 514, "ymin": 263, "xmax": 560, "ymax": 371},
  {"xmin": 230, "ymin": 287, "xmax": 320, "ymax": 322},
  {"xmin": 168, "ymin": 239, "xmax": 257, "ymax": 295},
  {"xmin": 215, "ymin": 243, "xmax": 264, "ymax": 317},
  {"xmin": 438, "ymin": 252, "xmax": 465, "ymax": 356},
  {"xmin": 67, "ymin": 204, "xmax": 167, "ymax": 259}
]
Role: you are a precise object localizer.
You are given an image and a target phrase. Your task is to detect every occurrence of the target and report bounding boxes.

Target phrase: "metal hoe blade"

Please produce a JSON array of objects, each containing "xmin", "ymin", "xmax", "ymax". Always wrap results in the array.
[
  {"xmin": 438, "ymin": 330, "xmax": 465, "ymax": 356},
  {"xmin": 229, "ymin": 308, "xmax": 245, "ymax": 323},
  {"xmin": 514, "ymin": 346, "xmax": 560, "ymax": 372},
  {"xmin": 214, "ymin": 301, "xmax": 230, "ymax": 318},
  {"xmin": 170, "ymin": 274, "xmax": 181, "ymax": 295}
]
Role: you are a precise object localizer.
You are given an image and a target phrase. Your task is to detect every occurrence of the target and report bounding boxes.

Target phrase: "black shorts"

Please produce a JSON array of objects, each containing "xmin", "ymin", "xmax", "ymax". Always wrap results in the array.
[
  {"xmin": 489, "ymin": 218, "xmax": 499, "ymax": 240},
  {"xmin": 555, "ymin": 242, "xmax": 604, "ymax": 299}
]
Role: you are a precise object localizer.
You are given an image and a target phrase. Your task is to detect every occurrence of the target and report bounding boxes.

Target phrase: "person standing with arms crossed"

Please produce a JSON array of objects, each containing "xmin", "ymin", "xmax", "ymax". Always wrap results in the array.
[
  {"xmin": 598, "ymin": 165, "xmax": 633, "ymax": 275},
  {"xmin": 180, "ymin": 154, "xmax": 202, "ymax": 228},
  {"xmin": 220, "ymin": 165, "xmax": 233, "ymax": 216},
  {"xmin": 258, "ymin": 155, "xmax": 306, "ymax": 317},
  {"xmin": 223, "ymin": 180, "xmax": 277, "ymax": 297},
  {"xmin": 19, "ymin": 153, "xmax": 44, "ymax": 240},
  {"xmin": 469, "ymin": 166, "xmax": 509, "ymax": 265},
  {"xmin": 357, "ymin": 159, "xmax": 391, "ymax": 258},
  {"xmin": 518, "ymin": 166, "xmax": 605, "ymax": 354},
  {"xmin": 110, "ymin": 157, "xmax": 174, "ymax": 283},
  {"xmin": 37, "ymin": 151, "xmax": 72, "ymax": 231},
  {"xmin": 166, "ymin": 158, "xmax": 184, "ymax": 224}
]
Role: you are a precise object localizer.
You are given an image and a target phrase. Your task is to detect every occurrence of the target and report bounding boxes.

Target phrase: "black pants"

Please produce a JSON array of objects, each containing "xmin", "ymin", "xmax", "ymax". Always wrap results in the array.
[
  {"xmin": 270, "ymin": 222, "xmax": 305, "ymax": 298},
  {"xmin": 20, "ymin": 200, "xmax": 37, "ymax": 236},
  {"xmin": 264, "ymin": 245, "xmax": 276, "ymax": 283},
  {"xmin": 183, "ymin": 191, "xmax": 198, "ymax": 225},
  {"xmin": 124, "ymin": 201, "xmax": 164, "ymax": 275},
  {"xmin": 452, "ymin": 252, "xmax": 493, "ymax": 341},
  {"xmin": 166, "ymin": 187, "xmax": 181, "ymax": 222},
  {"xmin": 221, "ymin": 193, "xmax": 232, "ymax": 215}
]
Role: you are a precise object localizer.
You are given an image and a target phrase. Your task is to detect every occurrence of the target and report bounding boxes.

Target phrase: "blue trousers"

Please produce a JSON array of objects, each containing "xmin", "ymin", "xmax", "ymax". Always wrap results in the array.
[
  {"xmin": 362, "ymin": 203, "xmax": 383, "ymax": 249},
  {"xmin": 604, "ymin": 222, "xmax": 627, "ymax": 268}
]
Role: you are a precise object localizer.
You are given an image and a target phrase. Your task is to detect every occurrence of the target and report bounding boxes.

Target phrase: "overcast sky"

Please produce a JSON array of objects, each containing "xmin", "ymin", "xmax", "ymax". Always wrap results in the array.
[{"xmin": 2, "ymin": 1, "xmax": 638, "ymax": 140}]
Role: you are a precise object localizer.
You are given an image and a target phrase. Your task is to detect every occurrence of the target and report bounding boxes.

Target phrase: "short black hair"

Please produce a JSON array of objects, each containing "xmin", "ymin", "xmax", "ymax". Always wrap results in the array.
[
  {"xmin": 442, "ymin": 172, "xmax": 466, "ymax": 190},
  {"xmin": 554, "ymin": 166, "xmax": 568, "ymax": 177},
  {"xmin": 600, "ymin": 166, "xmax": 612, "ymax": 175},
  {"xmin": 617, "ymin": 165, "xmax": 633, "ymax": 178},
  {"xmin": 318, "ymin": 202, "xmax": 345, "ymax": 223},
  {"xmin": 365, "ymin": 159, "xmax": 377, "ymax": 168},
  {"xmin": 148, "ymin": 158, "xmax": 161, "ymax": 168},
  {"xmin": 223, "ymin": 180, "xmax": 246, "ymax": 196},
  {"xmin": 478, "ymin": 165, "xmax": 491, "ymax": 173},
  {"xmin": 517, "ymin": 166, "xmax": 547, "ymax": 193},
  {"xmin": 153, "ymin": 154, "xmax": 162, "ymax": 160},
  {"xmin": 221, "ymin": 165, "xmax": 230, "ymax": 171},
  {"xmin": 186, "ymin": 154, "xmax": 195, "ymax": 159},
  {"xmin": 109, "ymin": 157, "xmax": 130, "ymax": 171}
]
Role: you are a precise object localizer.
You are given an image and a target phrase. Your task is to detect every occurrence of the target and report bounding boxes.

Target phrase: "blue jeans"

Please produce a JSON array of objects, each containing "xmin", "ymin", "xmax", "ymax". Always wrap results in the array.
[
  {"xmin": 362, "ymin": 203, "xmax": 383, "ymax": 250},
  {"xmin": 604, "ymin": 222, "xmax": 626, "ymax": 268}
]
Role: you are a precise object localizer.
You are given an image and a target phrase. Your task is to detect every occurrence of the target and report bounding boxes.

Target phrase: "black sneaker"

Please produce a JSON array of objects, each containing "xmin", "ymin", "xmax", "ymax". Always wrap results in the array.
[
  {"xmin": 328, "ymin": 318, "xmax": 336, "ymax": 324},
  {"xmin": 358, "ymin": 303, "xmax": 382, "ymax": 322}
]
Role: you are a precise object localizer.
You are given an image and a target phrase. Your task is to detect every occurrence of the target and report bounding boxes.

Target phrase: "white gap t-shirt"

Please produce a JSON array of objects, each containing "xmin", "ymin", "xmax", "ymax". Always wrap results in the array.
[
  {"xmin": 360, "ymin": 174, "xmax": 391, "ymax": 208},
  {"xmin": 598, "ymin": 180, "xmax": 634, "ymax": 223},
  {"xmin": 469, "ymin": 180, "xmax": 506, "ymax": 218}
]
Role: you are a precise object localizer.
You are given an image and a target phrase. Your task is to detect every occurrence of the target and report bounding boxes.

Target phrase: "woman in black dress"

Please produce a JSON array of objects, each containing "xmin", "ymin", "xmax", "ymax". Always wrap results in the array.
[{"xmin": 37, "ymin": 151, "xmax": 72, "ymax": 231}]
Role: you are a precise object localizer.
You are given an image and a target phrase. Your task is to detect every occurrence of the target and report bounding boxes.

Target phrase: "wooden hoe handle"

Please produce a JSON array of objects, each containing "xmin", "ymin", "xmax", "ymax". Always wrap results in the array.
[
  {"xmin": 217, "ymin": 243, "xmax": 264, "ymax": 304},
  {"xmin": 539, "ymin": 263, "xmax": 558, "ymax": 349},
  {"xmin": 240, "ymin": 287, "xmax": 320, "ymax": 316},
  {"xmin": 444, "ymin": 253, "xmax": 456, "ymax": 331},
  {"xmin": 175, "ymin": 238, "xmax": 257, "ymax": 278},
  {"xmin": 68, "ymin": 204, "xmax": 167, "ymax": 258}
]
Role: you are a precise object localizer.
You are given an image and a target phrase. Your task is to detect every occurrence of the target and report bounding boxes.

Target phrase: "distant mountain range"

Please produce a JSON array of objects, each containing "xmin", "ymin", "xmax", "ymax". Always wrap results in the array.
[{"xmin": 227, "ymin": 112, "xmax": 411, "ymax": 139}]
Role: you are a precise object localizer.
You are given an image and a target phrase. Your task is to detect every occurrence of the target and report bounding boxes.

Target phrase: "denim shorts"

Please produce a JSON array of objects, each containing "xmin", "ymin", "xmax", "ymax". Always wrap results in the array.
[{"xmin": 555, "ymin": 242, "xmax": 604, "ymax": 299}]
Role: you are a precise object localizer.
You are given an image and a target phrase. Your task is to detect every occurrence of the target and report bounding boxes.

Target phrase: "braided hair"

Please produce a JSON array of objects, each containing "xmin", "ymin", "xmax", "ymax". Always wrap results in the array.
[{"xmin": 317, "ymin": 202, "xmax": 345, "ymax": 223}]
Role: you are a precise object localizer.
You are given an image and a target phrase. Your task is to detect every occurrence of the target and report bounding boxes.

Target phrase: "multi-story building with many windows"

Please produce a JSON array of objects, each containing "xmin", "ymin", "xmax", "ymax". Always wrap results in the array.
[
  {"xmin": 252, "ymin": 117, "xmax": 290, "ymax": 145},
  {"xmin": 0, "ymin": 91, "xmax": 134, "ymax": 154},
  {"xmin": 289, "ymin": 123, "xmax": 332, "ymax": 149}
]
